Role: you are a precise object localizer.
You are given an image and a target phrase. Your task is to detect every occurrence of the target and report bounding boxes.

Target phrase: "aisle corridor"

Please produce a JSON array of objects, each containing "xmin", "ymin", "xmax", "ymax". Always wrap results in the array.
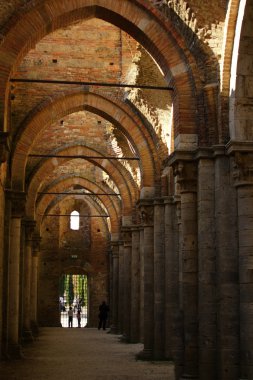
[{"xmin": 0, "ymin": 328, "xmax": 175, "ymax": 380}]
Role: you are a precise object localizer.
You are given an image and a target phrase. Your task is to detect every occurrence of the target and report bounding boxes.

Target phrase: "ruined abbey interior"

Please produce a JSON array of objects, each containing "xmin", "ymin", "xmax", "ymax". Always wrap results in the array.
[{"xmin": 0, "ymin": 0, "xmax": 252, "ymax": 379}]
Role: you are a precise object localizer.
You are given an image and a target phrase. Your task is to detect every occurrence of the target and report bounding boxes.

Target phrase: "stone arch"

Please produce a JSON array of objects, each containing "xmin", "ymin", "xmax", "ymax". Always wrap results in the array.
[
  {"xmin": 0, "ymin": 0, "xmax": 209, "ymax": 146},
  {"xmin": 219, "ymin": 0, "xmax": 241, "ymax": 143},
  {"xmin": 11, "ymin": 91, "xmax": 157, "ymax": 192},
  {"xmin": 229, "ymin": 0, "xmax": 252, "ymax": 141},
  {"xmin": 25, "ymin": 145, "xmax": 138, "ymax": 218},
  {"xmin": 34, "ymin": 176, "xmax": 121, "ymax": 235}
]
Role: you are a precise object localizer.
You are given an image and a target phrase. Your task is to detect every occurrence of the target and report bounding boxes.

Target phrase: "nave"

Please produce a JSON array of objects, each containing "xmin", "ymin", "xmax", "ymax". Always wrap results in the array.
[{"xmin": 0, "ymin": 328, "xmax": 175, "ymax": 380}]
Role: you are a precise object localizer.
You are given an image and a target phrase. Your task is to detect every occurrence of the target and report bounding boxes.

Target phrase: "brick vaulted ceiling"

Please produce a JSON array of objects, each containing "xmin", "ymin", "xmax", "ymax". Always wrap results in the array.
[
  {"xmin": 0, "ymin": 0, "xmax": 231, "ymax": 230},
  {"xmin": 7, "ymin": 13, "xmax": 171, "ymax": 227}
]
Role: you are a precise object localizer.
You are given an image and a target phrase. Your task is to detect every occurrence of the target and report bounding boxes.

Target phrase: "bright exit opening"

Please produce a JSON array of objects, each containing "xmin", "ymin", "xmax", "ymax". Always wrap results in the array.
[{"xmin": 59, "ymin": 274, "xmax": 88, "ymax": 328}]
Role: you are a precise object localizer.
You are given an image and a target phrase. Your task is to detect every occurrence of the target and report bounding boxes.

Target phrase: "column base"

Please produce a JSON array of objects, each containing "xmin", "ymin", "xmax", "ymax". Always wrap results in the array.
[
  {"xmin": 7, "ymin": 344, "xmax": 24, "ymax": 359},
  {"xmin": 119, "ymin": 334, "xmax": 129, "ymax": 343},
  {"xmin": 22, "ymin": 330, "xmax": 34, "ymax": 343},
  {"xmin": 180, "ymin": 374, "xmax": 198, "ymax": 379},
  {"xmin": 109, "ymin": 324, "xmax": 119, "ymax": 334},
  {"xmin": 31, "ymin": 321, "xmax": 39, "ymax": 337},
  {"xmin": 136, "ymin": 348, "xmax": 153, "ymax": 361}
]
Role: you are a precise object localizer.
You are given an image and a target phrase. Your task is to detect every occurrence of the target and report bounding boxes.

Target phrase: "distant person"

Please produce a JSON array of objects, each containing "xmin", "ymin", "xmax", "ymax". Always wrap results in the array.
[
  {"xmin": 98, "ymin": 301, "xmax": 109, "ymax": 330},
  {"xmin": 68, "ymin": 306, "xmax": 73, "ymax": 328},
  {"xmin": 77, "ymin": 309, "xmax": 81, "ymax": 328}
]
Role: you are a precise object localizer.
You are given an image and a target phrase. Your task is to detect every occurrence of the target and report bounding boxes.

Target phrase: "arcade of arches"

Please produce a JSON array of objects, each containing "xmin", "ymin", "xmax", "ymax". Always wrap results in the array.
[{"xmin": 0, "ymin": 1, "xmax": 252, "ymax": 379}]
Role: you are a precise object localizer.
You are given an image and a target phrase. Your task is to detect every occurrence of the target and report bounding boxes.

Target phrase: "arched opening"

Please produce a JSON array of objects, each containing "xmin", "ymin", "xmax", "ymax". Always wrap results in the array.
[
  {"xmin": 70, "ymin": 210, "xmax": 80, "ymax": 230},
  {"xmin": 59, "ymin": 274, "xmax": 88, "ymax": 328}
]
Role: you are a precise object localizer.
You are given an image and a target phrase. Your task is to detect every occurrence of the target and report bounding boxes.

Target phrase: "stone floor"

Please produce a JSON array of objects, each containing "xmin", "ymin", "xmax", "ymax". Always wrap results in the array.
[{"xmin": 0, "ymin": 328, "xmax": 175, "ymax": 379}]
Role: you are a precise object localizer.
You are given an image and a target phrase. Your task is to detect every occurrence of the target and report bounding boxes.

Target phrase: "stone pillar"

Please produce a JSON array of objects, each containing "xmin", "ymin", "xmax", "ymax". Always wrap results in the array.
[
  {"xmin": 22, "ymin": 218, "xmax": 36, "ymax": 342},
  {"xmin": 174, "ymin": 161, "xmax": 198, "ymax": 379},
  {"xmin": 198, "ymin": 157, "xmax": 216, "ymax": 379},
  {"xmin": 215, "ymin": 149, "xmax": 239, "ymax": 380},
  {"xmin": 153, "ymin": 198, "xmax": 165, "ymax": 359},
  {"xmin": 122, "ymin": 227, "xmax": 132, "ymax": 341},
  {"xmin": 130, "ymin": 226, "xmax": 140, "ymax": 343},
  {"xmin": 118, "ymin": 241, "xmax": 124, "ymax": 334},
  {"xmin": 139, "ymin": 226, "xmax": 144, "ymax": 343},
  {"xmin": 232, "ymin": 151, "xmax": 253, "ymax": 380},
  {"xmin": 110, "ymin": 242, "xmax": 119, "ymax": 334},
  {"xmin": 109, "ymin": 248, "xmax": 113, "ymax": 328},
  {"xmin": 30, "ymin": 232, "xmax": 41, "ymax": 337},
  {"xmin": 164, "ymin": 196, "xmax": 183, "ymax": 375},
  {"xmin": 0, "ymin": 132, "xmax": 9, "ymax": 359},
  {"xmin": 137, "ymin": 200, "xmax": 154, "ymax": 359},
  {"xmin": 6, "ymin": 190, "xmax": 26, "ymax": 358}
]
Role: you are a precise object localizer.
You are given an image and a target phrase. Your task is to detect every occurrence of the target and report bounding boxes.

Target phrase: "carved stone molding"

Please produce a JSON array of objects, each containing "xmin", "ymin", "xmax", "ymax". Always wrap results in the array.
[
  {"xmin": 110, "ymin": 241, "xmax": 120, "ymax": 258},
  {"xmin": 232, "ymin": 152, "xmax": 253, "ymax": 187},
  {"xmin": 121, "ymin": 226, "xmax": 132, "ymax": 247},
  {"xmin": 32, "ymin": 232, "xmax": 41, "ymax": 255},
  {"xmin": 5, "ymin": 190, "xmax": 26, "ymax": 218},
  {"xmin": 137, "ymin": 199, "xmax": 154, "ymax": 226},
  {"xmin": 0, "ymin": 132, "xmax": 10, "ymax": 163},
  {"xmin": 172, "ymin": 160, "xmax": 197, "ymax": 193},
  {"xmin": 23, "ymin": 218, "xmax": 36, "ymax": 242}
]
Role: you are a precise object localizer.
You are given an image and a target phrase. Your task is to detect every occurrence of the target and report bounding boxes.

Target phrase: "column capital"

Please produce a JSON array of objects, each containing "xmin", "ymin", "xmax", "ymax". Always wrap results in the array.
[
  {"xmin": 23, "ymin": 218, "xmax": 36, "ymax": 241},
  {"xmin": 32, "ymin": 232, "xmax": 41, "ymax": 255},
  {"xmin": 172, "ymin": 160, "xmax": 197, "ymax": 193},
  {"xmin": 163, "ymin": 196, "xmax": 175, "ymax": 205},
  {"xmin": 131, "ymin": 224, "xmax": 141, "ymax": 232},
  {"xmin": 136, "ymin": 199, "xmax": 154, "ymax": 226},
  {"xmin": 121, "ymin": 226, "xmax": 132, "ymax": 247},
  {"xmin": 0, "ymin": 132, "xmax": 10, "ymax": 163},
  {"xmin": 6, "ymin": 189, "xmax": 26, "ymax": 217},
  {"xmin": 232, "ymin": 151, "xmax": 253, "ymax": 187},
  {"xmin": 153, "ymin": 197, "xmax": 165, "ymax": 206}
]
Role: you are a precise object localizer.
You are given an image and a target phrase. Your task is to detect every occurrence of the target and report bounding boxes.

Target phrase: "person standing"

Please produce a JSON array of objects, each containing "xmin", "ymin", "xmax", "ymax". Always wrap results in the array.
[
  {"xmin": 68, "ymin": 306, "xmax": 73, "ymax": 328},
  {"xmin": 77, "ymin": 309, "xmax": 81, "ymax": 328},
  {"xmin": 98, "ymin": 301, "xmax": 109, "ymax": 330}
]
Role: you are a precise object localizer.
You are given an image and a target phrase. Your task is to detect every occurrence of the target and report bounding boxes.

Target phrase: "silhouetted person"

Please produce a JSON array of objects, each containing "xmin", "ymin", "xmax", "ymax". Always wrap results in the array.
[
  {"xmin": 77, "ymin": 309, "xmax": 81, "ymax": 328},
  {"xmin": 98, "ymin": 301, "xmax": 109, "ymax": 330},
  {"xmin": 68, "ymin": 306, "xmax": 73, "ymax": 328}
]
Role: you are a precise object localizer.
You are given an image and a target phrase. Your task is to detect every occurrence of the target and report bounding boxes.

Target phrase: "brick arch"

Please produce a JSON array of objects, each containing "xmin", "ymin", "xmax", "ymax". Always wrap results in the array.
[
  {"xmin": 11, "ymin": 91, "xmax": 156, "ymax": 191},
  {"xmin": 1, "ymin": 0, "xmax": 204, "ymax": 143},
  {"xmin": 26, "ymin": 145, "xmax": 137, "ymax": 218},
  {"xmin": 41, "ymin": 191, "xmax": 111, "ymax": 239},
  {"xmin": 33, "ymin": 176, "xmax": 121, "ymax": 235},
  {"xmin": 219, "ymin": 0, "xmax": 241, "ymax": 143}
]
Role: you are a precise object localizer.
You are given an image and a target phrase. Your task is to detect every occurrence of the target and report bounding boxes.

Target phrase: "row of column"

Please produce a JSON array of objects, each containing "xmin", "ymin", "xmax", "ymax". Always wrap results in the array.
[
  {"xmin": 110, "ymin": 197, "xmax": 180, "ymax": 361},
  {"xmin": 109, "ymin": 153, "xmax": 253, "ymax": 380},
  {"xmin": 3, "ymin": 190, "xmax": 41, "ymax": 358}
]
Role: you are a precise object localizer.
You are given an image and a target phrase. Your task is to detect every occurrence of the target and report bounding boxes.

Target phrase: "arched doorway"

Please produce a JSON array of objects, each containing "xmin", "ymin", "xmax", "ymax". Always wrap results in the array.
[{"xmin": 59, "ymin": 274, "xmax": 88, "ymax": 328}]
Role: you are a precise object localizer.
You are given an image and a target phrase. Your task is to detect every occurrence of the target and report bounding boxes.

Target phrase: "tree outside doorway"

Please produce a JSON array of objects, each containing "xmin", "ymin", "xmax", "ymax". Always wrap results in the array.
[{"xmin": 59, "ymin": 274, "xmax": 88, "ymax": 327}]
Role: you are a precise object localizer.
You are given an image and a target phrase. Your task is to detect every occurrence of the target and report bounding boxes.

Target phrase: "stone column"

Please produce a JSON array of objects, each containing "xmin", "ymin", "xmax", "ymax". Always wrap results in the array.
[
  {"xmin": 130, "ymin": 226, "xmax": 140, "ymax": 343},
  {"xmin": 122, "ymin": 227, "xmax": 132, "ymax": 341},
  {"xmin": 6, "ymin": 190, "xmax": 26, "ymax": 358},
  {"xmin": 174, "ymin": 161, "xmax": 198, "ymax": 379},
  {"xmin": 118, "ymin": 241, "xmax": 124, "ymax": 334},
  {"xmin": 153, "ymin": 198, "xmax": 165, "ymax": 359},
  {"xmin": 0, "ymin": 132, "xmax": 9, "ymax": 359},
  {"xmin": 30, "ymin": 232, "xmax": 41, "ymax": 337},
  {"xmin": 197, "ymin": 157, "xmax": 216, "ymax": 379},
  {"xmin": 109, "ymin": 248, "xmax": 113, "ymax": 328},
  {"xmin": 22, "ymin": 218, "xmax": 36, "ymax": 342},
  {"xmin": 137, "ymin": 199, "xmax": 154, "ymax": 359},
  {"xmin": 164, "ymin": 196, "xmax": 183, "ymax": 375},
  {"xmin": 215, "ymin": 148, "xmax": 239, "ymax": 380},
  {"xmin": 139, "ymin": 226, "xmax": 144, "ymax": 343},
  {"xmin": 232, "ymin": 151, "xmax": 253, "ymax": 380},
  {"xmin": 110, "ymin": 242, "xmax": 119, "ymax": 334}
]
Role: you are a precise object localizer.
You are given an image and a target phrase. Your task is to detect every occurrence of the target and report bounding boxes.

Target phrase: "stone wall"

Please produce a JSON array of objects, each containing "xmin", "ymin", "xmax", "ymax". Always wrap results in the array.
[{"xmin": 38, "ymin": 198, "xmax": 109, "ymax": 327}]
